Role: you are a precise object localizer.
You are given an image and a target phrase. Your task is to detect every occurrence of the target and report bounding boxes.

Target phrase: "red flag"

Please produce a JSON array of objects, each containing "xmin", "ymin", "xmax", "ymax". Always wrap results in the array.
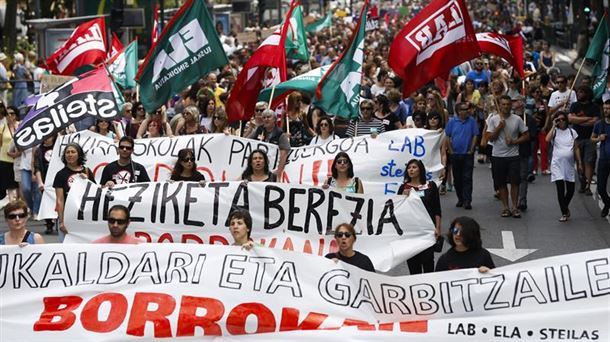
[
  {"xmin": 46, "ymin": 17, "xmax": 108, "ymax": 76},
  {"xmin": 226, "ymin": 1, "xmax": 298, "ymax": 122},
  {"xmin": 152, "ymin": 4, "xmax": 160, "ymax": 45},
  {"xmin": 476, "ymin": 32, "xmax": 525, "ymax": 78},
  {"xmin": 107, "ymin": 32, "xmax": 124, "ymax": 60},
  {"xmin": 388, "ymin": 0, "xmax": 480, "ymax": 96}
]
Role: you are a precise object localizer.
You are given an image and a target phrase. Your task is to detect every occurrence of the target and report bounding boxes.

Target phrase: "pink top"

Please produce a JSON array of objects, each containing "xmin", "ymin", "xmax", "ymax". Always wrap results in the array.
[{"xmin": 92, "ymin": 234, "xmax": 142, "ymax": 244}]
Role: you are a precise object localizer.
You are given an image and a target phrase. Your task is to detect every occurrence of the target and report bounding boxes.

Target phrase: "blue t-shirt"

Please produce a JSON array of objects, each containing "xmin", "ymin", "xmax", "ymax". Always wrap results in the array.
[
  {"xmin": 445, "ymin": 116, "xmax": 479, "ymax": 154},
  {"xmin": 593, "ymin": 120, "xmax": 610, "ymax": 160},
  {"xmin": 465, "ymin": 70, "xmax": 490, "ymax": 88}
]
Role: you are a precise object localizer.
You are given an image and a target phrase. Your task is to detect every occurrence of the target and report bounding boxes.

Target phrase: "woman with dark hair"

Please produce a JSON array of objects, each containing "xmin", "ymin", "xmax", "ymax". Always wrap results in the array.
[
  {"xmin": 229, "ymin": 209, "xmax": 255, "ymax": 250},
  {"xmin": 0, "ymin": 200, "xmax": 45, "ymax": 245},
  {"xmin": 398, "ymin": 159, "xmax": 441, "ymax": 274},
  {"xmin": 374, "ymin": 94, "xmax": 402, "ymax": 132},
  {"xmin": 53, "ymin": 143, "xmax": 95, "ymax": 241},
  {"xmin": 129, "ymin": 102, "xmax": 147, "ymax": 138},
  {"xmin": 170, "ymin": 148, "xmax": 205, "ymax": 182},
  {"xmin": 198, "ymin": 95, "xmax": 216, "ymax": 131},
  {"xmin": 426, "ymin": 111, "xmax": 444, "ymax": 130},
  {"xmin": 91, "ymin": 119, "xmax": 119, "ymax": 141},
  {"xmin": 309, "ymin": 116, "xmax": 337, "ymax": 146},
  {"xmin": 241, "ymin": 149, "xmax": 276, "ymax": 182},
  {"xmin": 435, "ymin": 216, "xmax": 495, "ymax": 272},
  {"xmin": 323, "ymin": 152, "xmax": 363, "ymax": 193},
  {"xmin": 325, "ymin": 223, "xmax": 375, "ymax": 272}
]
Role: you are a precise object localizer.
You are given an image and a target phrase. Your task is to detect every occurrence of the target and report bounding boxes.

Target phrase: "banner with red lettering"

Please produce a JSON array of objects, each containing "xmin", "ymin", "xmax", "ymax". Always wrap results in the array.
[
  {"xmin": 388, "ymin": 0, "xmax": 480, "ymax": 96},
  {"xmin": 0, "ymin": 245, "xmax": 608, "ymax": 341},
  {"xmin": 38, "ymin": 130, "xmax": 444, "ymax": 219},
  {"xmin": 46, "ymin": 17, "xmax": 108, "ymax": 76},
  {"xmin": 476, "ymin": 32, "xmax": 525, "ymax": 78},
  {"xmin": 62, "ymin": 179, "xmax": 436, "ymax": 271}
]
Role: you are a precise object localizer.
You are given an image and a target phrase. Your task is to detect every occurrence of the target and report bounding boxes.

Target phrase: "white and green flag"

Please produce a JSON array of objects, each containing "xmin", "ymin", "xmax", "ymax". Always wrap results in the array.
[
  {"xmin": 286, "ymin": 4, "xmax": 310, "ymax": 62},
  {"xmin": 585, "ymin": 13, "xmax": 610, "ymax": 99},
  {"xmin": 305, "ymin": 12, "xmax": 332, "ymax": 33},
  {"xmin": 258, "ymin": 65, "xmax": 330, "ymax": 105},
  {"xmin": 136, "ymin": 0, "xmax": 228, "ymax": 112},
  {"xmin": 107, "ymin": 40, "xmax": 138, "ymax": 89},
  {"xmin": 314, "ymin": 1, "xmax": 367, "ymax": 119}
]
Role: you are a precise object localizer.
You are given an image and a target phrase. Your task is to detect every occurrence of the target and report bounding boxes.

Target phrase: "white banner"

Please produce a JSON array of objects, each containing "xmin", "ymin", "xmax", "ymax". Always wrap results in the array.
[
  {"xmin": 0, "ymin": 245, "xmax": 608, "ymax": 341},
  {"xmin": 63, "ymin": 179, "xmax": 435, "ymax": 272},
  {"xmin": 39, "ymin": 129, "xmax": 443, "ymax": 219}
]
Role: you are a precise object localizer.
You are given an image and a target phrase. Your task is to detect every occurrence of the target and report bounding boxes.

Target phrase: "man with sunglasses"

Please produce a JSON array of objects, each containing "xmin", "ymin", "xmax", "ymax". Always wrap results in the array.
[
  {"xmin": 100, "ymin": 136, "xmax": 150, "ymax": 188},
  {"xmin": 93, "ymin": 205, "xmax": 140, "ymax": 244}
]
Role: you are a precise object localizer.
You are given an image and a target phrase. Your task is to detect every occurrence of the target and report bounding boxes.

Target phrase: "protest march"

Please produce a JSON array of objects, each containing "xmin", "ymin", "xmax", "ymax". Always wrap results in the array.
[{"xmin": 0, "ymin": 0, "xmax": 609, "ymax": 340}]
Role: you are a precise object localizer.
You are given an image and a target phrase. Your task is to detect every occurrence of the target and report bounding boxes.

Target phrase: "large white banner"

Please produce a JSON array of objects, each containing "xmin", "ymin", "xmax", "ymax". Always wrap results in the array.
[
  {"xmin": 0, "ymin": 245, "xmax": 608, "ymax": 341},
  {"xmin": 63, "ymin": 179, "xmax": 435, "ymax": 272},
  {"xmin": 39, "ymin": 130, "xmax": 443, "ymax": 218}
]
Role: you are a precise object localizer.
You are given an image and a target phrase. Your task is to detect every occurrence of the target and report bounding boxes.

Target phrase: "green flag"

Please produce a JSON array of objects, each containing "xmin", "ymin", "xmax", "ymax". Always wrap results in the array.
[
  {"xmin": 313, "ymin": 2, "xmax": 367, "ymax": 119},
  {"xmin": 585, "ymin": 14, "xmax": 610, "ymax": 99},
  {"xmin": 258, "ymin": 65, "xmax": 330, "ymax": 104},
  {"xmin": 108, "ymin": 40, "xmax": 138, "ymax": 89},
  {"xmin": 286, "ymin": 4, "xmax": 310, "ymax": 62},
  {"xmin": 305, "ymin": 12, "xmax": 332, "ymax": 33},
  {"xmin": 136, "ymin": 0, "xmax": 228, "ymax": 112}
]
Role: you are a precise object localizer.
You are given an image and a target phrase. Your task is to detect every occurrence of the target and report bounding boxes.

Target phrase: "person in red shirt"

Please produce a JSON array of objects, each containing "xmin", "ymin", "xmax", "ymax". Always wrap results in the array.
[{"xmin": 93, "ymin": 205, "xmax": 141, "ymax": 244}]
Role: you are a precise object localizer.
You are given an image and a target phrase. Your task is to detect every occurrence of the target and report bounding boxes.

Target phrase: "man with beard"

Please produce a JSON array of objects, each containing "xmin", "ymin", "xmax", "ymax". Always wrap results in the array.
[
  {"xmin": 93, "ymin": 205, "xmax": 141, "ymax": 244},
  {"xmin": 101, "ymin": 136, "xmax": 150, "ymax": 188}
]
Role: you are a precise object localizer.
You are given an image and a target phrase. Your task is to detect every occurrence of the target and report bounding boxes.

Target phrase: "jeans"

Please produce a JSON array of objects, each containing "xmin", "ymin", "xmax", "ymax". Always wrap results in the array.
[
  {"xmin": 450, "ymin": 154, "xmax": 474, "ymax": 202},
  {"xmin": 554, "ymin": 180, "xmax": 575, "ymax": 215},
  {"xmin": 20, "ymin": 170, "xmax": 41, "ymax": 215},
  {"xmin": 597, "ymin": 159, "xmax": 610, "ymax": 208}
]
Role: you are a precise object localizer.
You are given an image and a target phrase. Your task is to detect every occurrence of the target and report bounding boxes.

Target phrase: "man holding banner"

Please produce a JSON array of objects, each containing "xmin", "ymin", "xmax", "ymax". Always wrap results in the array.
[{"xmin": 100, "ymin": 136, "xmax": 150, "ymax": 188}]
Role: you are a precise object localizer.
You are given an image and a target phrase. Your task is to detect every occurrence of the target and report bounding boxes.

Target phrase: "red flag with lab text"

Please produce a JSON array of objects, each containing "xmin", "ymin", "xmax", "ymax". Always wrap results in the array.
[
  {"xmin": 107, "ymin": 32, "xmax": 124, "ymax": 60},
  {"xmin": 476, "ymin": 32, "xmax": 524, "ymax": 78},
  {"xmin": 388, "ymin": 0, "xmax": 480, "ymax": 96},
  {"xmin": 46, "ymin": 17, "xmax": 108, "ymax": 76},
  {"xmin": 226, "ymin": 1, "xmax": 298, "ymax": 122}
]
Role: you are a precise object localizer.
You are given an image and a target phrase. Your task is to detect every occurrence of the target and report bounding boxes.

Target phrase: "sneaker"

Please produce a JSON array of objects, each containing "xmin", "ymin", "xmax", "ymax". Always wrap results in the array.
[
  {"xmin": 527, "ymin": 174, "xmax": 536, "ymax": 183},
  {"xmin": 439, "ymin": 184, "xmax": 447, "ymax": 195},
  {"xmin": 542, "ymin": 170, "xmax": 551, "ymax": 175}
]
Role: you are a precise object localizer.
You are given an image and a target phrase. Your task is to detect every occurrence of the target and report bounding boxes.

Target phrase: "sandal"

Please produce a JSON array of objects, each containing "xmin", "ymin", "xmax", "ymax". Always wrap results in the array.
[
  {"xmin": 559, "ymin": 215, "xmax": 568, "ymax": 222},
  {"xmin": 501, "ymin": 209, "xmax": 512, "ymax": 217},
  {"xmin": 512, "ymin": 209, "xmax": 522, "ymax": 218},
  {"xmin": 439, "ymin": 184, "xmax": 447, "ymax": 195}
]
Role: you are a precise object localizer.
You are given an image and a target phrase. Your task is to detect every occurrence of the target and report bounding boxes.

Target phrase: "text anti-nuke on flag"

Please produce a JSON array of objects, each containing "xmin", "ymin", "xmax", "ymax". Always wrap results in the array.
[{"xmin": 136, "ymin": 0, "xmax": 228, "ymax": 112}]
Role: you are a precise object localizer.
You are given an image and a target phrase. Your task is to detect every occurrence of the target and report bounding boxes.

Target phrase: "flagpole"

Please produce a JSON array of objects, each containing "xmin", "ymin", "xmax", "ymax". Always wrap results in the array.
[
  {"xmin": 565, "ymin": 58, "xmax": 586, "ymax": 110},
  {"xmin": 136, "ymin": 84, "xmax": 140, "ymax": 102}
]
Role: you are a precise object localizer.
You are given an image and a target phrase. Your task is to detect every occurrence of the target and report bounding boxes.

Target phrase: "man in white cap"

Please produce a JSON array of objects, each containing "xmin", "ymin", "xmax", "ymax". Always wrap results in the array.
[{"xmin": 0, "ymin": 53, "xmax": 8, "ymax": 105}]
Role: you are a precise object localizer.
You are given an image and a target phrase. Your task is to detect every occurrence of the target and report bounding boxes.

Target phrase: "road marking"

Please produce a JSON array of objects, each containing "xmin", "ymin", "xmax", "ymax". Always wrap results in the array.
[{"xmin": 488, "ymin": 231, "xmax": 537, "ymax": 262}]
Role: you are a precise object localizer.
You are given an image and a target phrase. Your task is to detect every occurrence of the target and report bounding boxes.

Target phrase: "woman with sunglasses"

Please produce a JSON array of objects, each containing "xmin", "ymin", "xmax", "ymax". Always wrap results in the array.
[
  {"xmin": 175, "ymin": 106, "xmax": 207, "ymax": 136},
  {"xmin": 128, "ymin": 101, "xmax": 147, "ymax": 138},
  {"xmin": 241, "ymin": 149, "xmax": 277, "ymax": 182},
  {"xmin": 137, "ymin": 106, "xmax": 173, "ymax": 138},
  {"xmin": 323, "ymin": 152, "xmax": 363, "ymax": 194},
  {"xmin": 309, "ymin": 116, "xmax": 337, "ymax": 146},
  {"xmin": 53, "ymin": 143, "xmax": 95, "ymax": 241},
  {"xmin": 325, "ymin": 223, "xmax": 375, "ymax": 272},
  {"xmin": 0, "ymin": 200, "xmax": 44, "ymax": 245},
  {"xmin": 91, "ymin": 119, "xmax": 120, "ymax": 142},
  {"xmin": 398, "ymin": 159, "xmax": 441, "ymax": 274},
  {"xmin": 170, "ymin": 148, "xmax": 205, "ymax": 182},
  {"xmin": 209, "ymin": 107, "xmax": 232, "ymax": 134},
  {"xmin": 346, "ymin": 99, "xmax": 385, "ymax": 137},
  {"xmin": 435, "ymin": 216, "xmax": 495, "ymax": 272},
  {"xmin": 546, "ymin": 111, "xmax": 582, "ymax": 222}
]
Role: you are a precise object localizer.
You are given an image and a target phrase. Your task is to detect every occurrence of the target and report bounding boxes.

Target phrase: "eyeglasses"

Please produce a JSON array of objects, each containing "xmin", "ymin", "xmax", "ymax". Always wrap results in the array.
[
  {"xmin": 181, "ymin": 157, "xmax": 195, "ymax": 162},
  {"xmin": 336, "ymin": 158, "xmax": 349, "ymax": 165},
  {"xmin": 360, "ymin": 107, "xmax": 373, "ymax": 111},
  {"xmin": 119, "ymin": 145, "xmax": 133, "ymax": 151},
  {"xmin": 213, "ymin": 116, "xmax": 225, "ymax": 120},
  {"xmin": 7, "ymin": 212, "xmax": 27, "ymax": 220},
  {"xmin": 125, "ymin": 109, "xmax": 132, "ymax": 112},
  {"xmin": 334, "ymin": 232, "xmax": 353, "ymax": 238},
  {"xmin": 450, "ymin": 227, "xmax": 462, "ymax": 236},
  {"xmin": 108, "ymin": 218, "xmax": 128, "ymax": 225},
  {"xmin": 255, "ymin": 108, "xmax": 265, "ymax": 112},
  {"xmin": 319, "ymin": 122, "xmax": 329, "ymax": 127}
]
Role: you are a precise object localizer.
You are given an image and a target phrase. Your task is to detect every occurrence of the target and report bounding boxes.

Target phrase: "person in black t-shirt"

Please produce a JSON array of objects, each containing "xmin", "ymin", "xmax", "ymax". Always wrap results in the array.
[
  {"xmin": 325, "ymin": 223, "xmax": 375, "ymax": 272},
  {"xmin": 170, "ymin": 148, "xmax": 205, "ymax": 183},
  {"xmin": 435, "ymin": 216, "xmax": 495, "ymax": 272},
  {"xmin": 101, "ymin": 136, "xmax": 150, "ymax": 188},
  {"xmin": 53, "ymin": 143, "xmax": 96, "ymax": 241}
]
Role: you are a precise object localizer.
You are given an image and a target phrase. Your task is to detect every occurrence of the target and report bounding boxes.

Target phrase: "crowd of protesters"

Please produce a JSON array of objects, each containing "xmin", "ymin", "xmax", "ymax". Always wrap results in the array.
[{"xmin": 0, "ymin": 0, "xmax": 604, "ymax": 275}]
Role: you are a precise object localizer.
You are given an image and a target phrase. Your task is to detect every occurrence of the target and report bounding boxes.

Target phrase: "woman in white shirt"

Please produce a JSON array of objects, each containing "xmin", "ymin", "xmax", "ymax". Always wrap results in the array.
[
  {"xmin": 546, "ymin": 111, "xmax": 583, "ymax": 222},
  {"xmin": 309, "ymin": 116, "xmax": 337, "ymax": 146}
]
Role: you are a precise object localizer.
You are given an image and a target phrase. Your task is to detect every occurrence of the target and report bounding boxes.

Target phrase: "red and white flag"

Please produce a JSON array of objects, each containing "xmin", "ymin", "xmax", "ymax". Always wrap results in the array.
[
  {"xmin": 46, "ymin": 17, "xmax": 108, "ymax": 76},
  {"xmin": 151, "ymin": 4, "xmax": 160, "ymax": 45},
  {"xmin": 476, "ymin": 32, "xmax": 525, "ymax": 78},
  {"xmin": 107, "ymin": 32, "xmax": 124, "ymax": 60},
  {"xmin": 226, "ymin": 1, "xmax": 298, "ymax": 122},
  {"xmin": 388, "ymin": 0, "xmax": 480, "ymax": 96}
]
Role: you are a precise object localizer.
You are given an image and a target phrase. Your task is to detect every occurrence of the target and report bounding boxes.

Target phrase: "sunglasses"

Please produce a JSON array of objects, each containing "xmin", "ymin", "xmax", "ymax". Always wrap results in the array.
[
  {"xmin": 336, "ymin": 158, "xmax": 349, "ymax": 165},
  {"xmin": 255, "ymin": 108, "xmax": 265, "ymax": 112},
  {"xmin": 319, "ymin": 122, "xmax": 329, "ymax": 127},
  {"xmin": 119, "ymin": 145, "xmax": 133, "ymax": 151},
  {"xmin": 137, "ymin": 107, "xmax": 144, "ymax": 110},
  {"xmin": 213, "ymin": 116, "xmax": 225, "ymax": 120},
  {"xmin": 108, "ymin": 218, "xmax": 128, "ymax": 225},
  {"xmin": 450, "ymin": 227, "xmax": 462, "ymax": 236},
  {"xmin": 125, "ymin": 109, "xmax": 132, "ymax": 112},
  {"xmin": 181, "ymin": 157, "xmax": 195, "ymax": 162},
  {"xmin": 7, "ymin": 212, "xmax": 27, "ymax": 220},
  {"xmin": 335, "ymin": 232, "xmax": 353, "ymax": 238},
  {"xmin": 360, "ymin": 107, "xmax": 373, "ymax": 110}
]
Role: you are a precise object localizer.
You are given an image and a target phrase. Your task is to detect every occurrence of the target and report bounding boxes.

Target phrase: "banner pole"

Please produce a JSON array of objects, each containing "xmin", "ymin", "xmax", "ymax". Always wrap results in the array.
[
  {"xmin": 564, "ymin": 58, "xmax": 586, "ymax": 110},
  {"xmin": 136, "ymin": 84, "xmax": 140, "ymax": 102}
]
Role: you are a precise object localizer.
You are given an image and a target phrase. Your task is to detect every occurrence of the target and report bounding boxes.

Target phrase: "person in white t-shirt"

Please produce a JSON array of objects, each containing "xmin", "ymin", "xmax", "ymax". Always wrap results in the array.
[{"xmin": 547, "ymin": 75, "xmax": 577, "ymax": 117}]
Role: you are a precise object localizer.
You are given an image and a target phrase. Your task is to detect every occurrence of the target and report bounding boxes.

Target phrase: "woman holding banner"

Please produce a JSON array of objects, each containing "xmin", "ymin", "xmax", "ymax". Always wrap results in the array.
[
  {"xmin": 323, "ymin": 152, "xmax": 363, "ymax": 194},
  {"xmin": 53, "ymin": 143, "xmax": 96, "ymax": 242},
  {"xmin": 398, "ymin": 159, "xmax": 441, "ymax": 274},
  {"xmin": 325, "ymin": 223, "xmax": 375, "ymax": 272},
  {"xmin": 170, "ymin": 148, "xmax": 205, "ymax": 182},
  {"xmin": 229, "ymin": 209, "xmax": 255, "ymax": 250},
  {"xmin": 241, "ymin": 149, "xmax": 277, "ymax": 183},
  {"xmin": 435, "ymin": 216, "xmax": 495, "ymax": 272}
]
